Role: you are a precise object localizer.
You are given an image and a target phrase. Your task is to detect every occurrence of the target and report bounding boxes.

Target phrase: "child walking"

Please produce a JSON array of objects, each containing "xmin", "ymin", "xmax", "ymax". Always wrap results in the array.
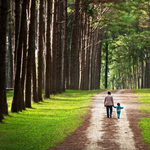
[{"xmin": 113, "ymin": 103, "xmax": 124, "ymax": 119}]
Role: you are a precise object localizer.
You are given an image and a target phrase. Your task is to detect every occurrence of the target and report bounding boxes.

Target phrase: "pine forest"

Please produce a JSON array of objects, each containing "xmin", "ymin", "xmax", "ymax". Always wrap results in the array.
[{"xmin": 0, "ymin": 0, "xmax": 150, "ymax": 122}]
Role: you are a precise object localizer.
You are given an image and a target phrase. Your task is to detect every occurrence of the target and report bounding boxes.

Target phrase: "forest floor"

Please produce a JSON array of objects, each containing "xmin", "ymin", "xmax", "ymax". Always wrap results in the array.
[{"xmin": 50, "ymin": 89, "xmax": 150, "ymax": 150}]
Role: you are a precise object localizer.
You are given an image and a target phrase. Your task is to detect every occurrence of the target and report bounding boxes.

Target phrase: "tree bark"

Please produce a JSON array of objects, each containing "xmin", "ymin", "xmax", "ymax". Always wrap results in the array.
[
  {"xmin": 141, "ymin": 60, "xmax": 144, "ymax": 88},
  {"xmin": 8, "ymin": 0, "xmax": 13, "ymax": 88},
  {"xmin": 70, "ymin": 0, "xmax": 80, "ymax": 90},
  {"xmin": 44, "ymin": 0, "xmax": 51, "ymax": 98},
  {"xmin": 90, "ymin": 30, "xmax": 94, "ymax": 90},
  {"xmin": 63, "ymin": 0, "xmax": 68, "ymax": 91},
  {"xmin": 133, "ymin": 57, "xmax": 136, "ymax": 89},
  {"xmin": 52, "ymin": 0, "xmax": 57, "ymax": 94},
  {"xmin": 13, "ymin": 0, "xmax": 20, "ymax": 82},
  {"xmin": 129, "ymin": 55, "xmax": 131, "ymax": 89},
  {"xmin": 37, "ymin": 0, "xmax": 43, "ymax": 101},
  {"xmin": 105, "ymin": 41, "xmax": 108, "ymax": 89},
  {"xmin": 30, "ymin": 0, "xmax": 37, "ymax": 103},
  {"xmin": 137, "ymin": 61, "xmax": 140, "ymax": 89},
  {"xmin": 89, "ymin": 19, "xmax": 93, "ymax": 90},
  {"xmin": 0, "ymin": 0, "xmax": 8, "ymax": 122},
  {"xmin": 25, "ymin": 0, "xmax": 35, "ymax": 108},
  {"xmin": 146, "ymin": 55, "xmax": 150, "ymax": 88},
  {"xmin": 80, "ymin": 12, "xmax": 85, "ymax": 90},
  {"xmin": 20, "ymin": 26, "xmax": 27, "ymax": 110},
  {"xmin": 57, "ymin": 0, "xmax": 62, "ymax": 93},
  {"xmin": 84, "ymin": 15, "xmax": 90, "ymax": 90},
  {"xmin": 11, "ymin": 0, "xmax": 27, "ymax": 112},
  {"xmin": 96, "ymin": 30, "xmax": 103, "ymax": 89}
]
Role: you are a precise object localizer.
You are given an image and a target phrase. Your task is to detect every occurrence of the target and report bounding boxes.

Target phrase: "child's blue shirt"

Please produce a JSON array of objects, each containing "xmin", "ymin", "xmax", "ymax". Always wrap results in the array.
[{"xmin": 113, "ymin": 106, "xmax": 124, "ymax": 112}]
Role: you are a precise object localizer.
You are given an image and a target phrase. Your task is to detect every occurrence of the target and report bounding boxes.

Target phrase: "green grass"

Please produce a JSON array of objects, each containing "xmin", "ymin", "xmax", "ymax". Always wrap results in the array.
[
  {"xmin": 133, "ymin": 89, "xmax": 150, "ymax": 148},
  {"xmin": 0, "ymin": 89, "xmax": 103, "ymax": 150},
  {"xmin": 134, "ymin": 89, "xmax": 150, "ymax": 113}
]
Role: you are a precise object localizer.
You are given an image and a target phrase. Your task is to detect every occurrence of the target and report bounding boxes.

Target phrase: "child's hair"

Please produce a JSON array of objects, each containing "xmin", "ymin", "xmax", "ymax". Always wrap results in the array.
[{"xmin": 117, "ymin": 103, "xmax": 120, "ymax": 106}]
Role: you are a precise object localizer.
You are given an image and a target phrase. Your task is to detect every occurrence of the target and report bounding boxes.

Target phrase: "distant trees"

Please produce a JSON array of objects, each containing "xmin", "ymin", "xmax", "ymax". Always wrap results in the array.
[{"xmin": 100, "ymin": 0, "xmax": 150, "ymax": 89}]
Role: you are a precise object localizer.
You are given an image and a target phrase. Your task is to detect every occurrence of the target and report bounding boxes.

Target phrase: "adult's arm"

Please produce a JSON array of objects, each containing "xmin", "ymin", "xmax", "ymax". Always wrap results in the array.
[{"xmin": 104, "ymin": 97, "xmax": 106, "ymax": 107}]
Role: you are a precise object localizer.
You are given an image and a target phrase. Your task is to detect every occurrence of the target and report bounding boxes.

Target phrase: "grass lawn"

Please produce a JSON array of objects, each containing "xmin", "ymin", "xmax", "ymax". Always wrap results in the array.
[
  {"xmin": 134, "ymin": 89, "xmax": 150, "ymax": 148},
  {"xmin": 0, "ymin": 89, "xmax": 103, "ymax": 150}
]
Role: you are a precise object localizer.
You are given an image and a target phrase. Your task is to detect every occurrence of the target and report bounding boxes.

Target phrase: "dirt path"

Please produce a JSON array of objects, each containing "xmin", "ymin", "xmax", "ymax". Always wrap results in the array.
[
  {"xmin": 50, "ymin": 89, "xmax": 150, "ymax": 150},
  {"xmin": 85, "ymin": 89, "xmax": 136, "ymax": 150}
]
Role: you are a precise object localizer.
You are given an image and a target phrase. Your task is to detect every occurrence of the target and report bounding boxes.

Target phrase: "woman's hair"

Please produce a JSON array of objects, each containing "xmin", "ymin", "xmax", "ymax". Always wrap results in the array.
[
  {"xmin": 117, "ymin": 103, "xmax": 120, "ymax": 106},
  {"xmin": 108, "ymin": 91, "xmax": 111, "ymax": 95}
]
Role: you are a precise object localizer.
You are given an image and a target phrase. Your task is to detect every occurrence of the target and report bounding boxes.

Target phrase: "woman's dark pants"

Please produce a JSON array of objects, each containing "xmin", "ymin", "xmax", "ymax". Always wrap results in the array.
[{"xmin": 106, "ymin": 106, "xmax": 112, "ymax": 118}]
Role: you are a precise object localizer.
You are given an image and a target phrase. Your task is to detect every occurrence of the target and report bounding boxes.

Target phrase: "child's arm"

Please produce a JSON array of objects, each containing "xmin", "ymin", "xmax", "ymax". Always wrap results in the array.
[{"xmin": 113, "ymin": 106, "xmax": 117, "ymax": 108}]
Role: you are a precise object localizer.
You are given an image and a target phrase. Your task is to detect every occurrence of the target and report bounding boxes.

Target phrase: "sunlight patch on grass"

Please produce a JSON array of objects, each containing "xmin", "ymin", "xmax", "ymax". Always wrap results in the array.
[
  {"xmin": 133, "ymin": 89, "xmax": 150, "ymax": 113},
  {"xmin": 0, "ymin": 89, "xmax": 104, "ymax": 150}
]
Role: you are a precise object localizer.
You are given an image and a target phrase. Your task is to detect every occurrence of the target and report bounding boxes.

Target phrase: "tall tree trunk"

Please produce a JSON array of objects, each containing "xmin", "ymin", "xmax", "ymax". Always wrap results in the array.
[
  {"xmin": 11, "ymin": 0, "xmax": 27, "ymax": 112},
  {"xmin": 25, "ymin": 0, "xmax": 35, "ymax": 108},
  {"xmin": 52, "ymin": 0, "xmax": 57, "ymax": 94},
  {"xmin": 141, "ymin": 60, "xmax": 144, "ymax": 88},
  {"xmin": 105, "ymin": 41, "xmax": 108, "ymax": 89},
  {"xmin": 112, "ymin": 76, "xmax": 114, "ymax": 90},
  {"xmin": 31, "ymin": 46, "xmax": 38, "ymax": 102},
  {"xmin": 13, "ymin": 0, "xmax": 20, "ymax": 82},
  {"xmin": 20, "ymin": 15, "xmax": 27, "ymax": 110},
  {"xmin": 56, "ymin": 0, "xmax": 62, "ymax": 93},
  {"xmin": 8, "ymin": 0, "xmax": 13, "ymax": 88},
  {"xmin": 70, "ymin": 0, "xmax": 80, "ymax": 90},
  {"xmin": 119, "ymin": 71, "xmax": 121, "ymax": 89},
  {"xmin": 0, "ymin": 0, "xmax": 8, "ymax": 122},
  {"xmin": 89, "ymin": 19, "xmax": 93, "ymax": 90},
  {"xmin": 146, "ymin": 56, "xmax": 150, "ymax": 88},
  {"xmin": 137, "ymin": 61, "xmax": 140, "ymax": 89},
  {"xmin": 78, "ymin": 6, "xmax": 82, "ymax": 90},
  {"xmin": 30, "ymin": 0, "xmax": 37, "ymax": 103},
  {"xmin": 84, "ymin": 15, "xmax": 90, "ymax": 90},
  {"xmin": 90, "ymin": 30, "xmax": 95, "ymax": 90},
  {"xmin": 42, "ymin": 9, "xmax": 45, "ymax": 91},
  {"xmin": 133, "ymin": 57, "xmax": 136, "ymax": 89},
  {"xmin": 129, "ymin": 55, "xmax": 131, "ymax": 89},
  {"xmin": 44, "ymin": 0, "xmax": 51, "ymax": 98},
  {"xmin": 91, "ymin": 31, "xmax": 98, "ymax": 90},
  {"xmin": 63, "ymin": 0, "xmax": 68, "ymax": 91},
  {"xmin": 96, "ymin": 30, "xmax": 103, "ymax": 89},
  {"xmin": 37, "ymin": 0, "xmax": 43, "ymax": 101},
  {"xmin": 80, "ymin": 12, "xmax": 85, "ymax": 90}
]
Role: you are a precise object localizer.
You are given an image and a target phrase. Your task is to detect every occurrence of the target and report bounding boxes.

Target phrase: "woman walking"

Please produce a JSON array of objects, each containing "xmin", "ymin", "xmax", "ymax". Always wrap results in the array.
[{"xmin": 104, "ymin": 91, "xmax": 114, "ymax": 118}]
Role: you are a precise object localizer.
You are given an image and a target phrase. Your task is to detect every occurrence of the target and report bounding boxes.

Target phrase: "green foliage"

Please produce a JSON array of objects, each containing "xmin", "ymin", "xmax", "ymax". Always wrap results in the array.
[
  {"xmin": 100, "ymin": 0, "xmax": 150, "ymax": 89},
  {"xmin": 0, "ymin": 89, "xmax": 103, "ymax": 150},
  {"xmin": 134, "ymin": 89, "xmax": 150, "ymax": 148},
  {"xmin": 83, "ymin": 0, "xmax": 94, "ymax": 16}
]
